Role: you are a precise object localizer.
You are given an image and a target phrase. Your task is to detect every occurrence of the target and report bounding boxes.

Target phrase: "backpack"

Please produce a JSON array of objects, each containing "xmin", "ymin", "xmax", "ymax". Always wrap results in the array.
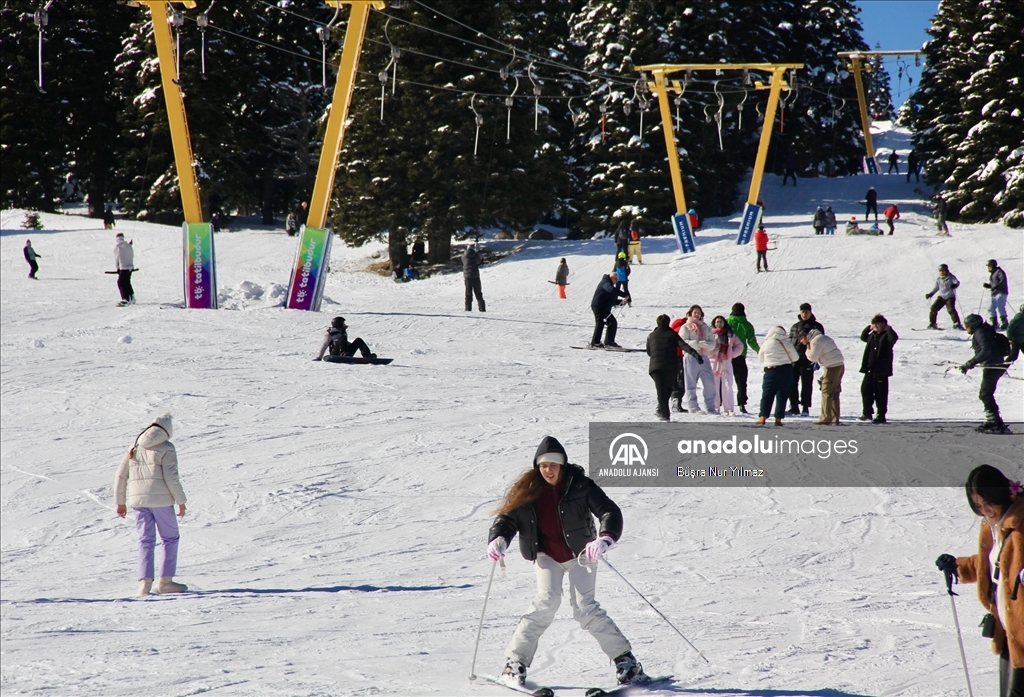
[
  {"xmin": 630, "ymin": 229, "xmax": 639, "ymax": 241},
  {"xmin": 993, "ymin": 331, "xmax": 1011, "ymax": 358},
  {"xmin": 327, "ymin": 328, "xmax": 348, "ymax": 356}
]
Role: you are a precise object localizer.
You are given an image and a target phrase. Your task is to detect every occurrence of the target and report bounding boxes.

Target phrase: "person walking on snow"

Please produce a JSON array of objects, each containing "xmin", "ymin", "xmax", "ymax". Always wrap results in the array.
[
  {"xmin": 906, "ymin": 150, "xmax": 920, "ymax": 182},
  {"xmin": 799, "ymin": 328, "xmax": 845, "ymax": 424},
  {"xmin": 24, "ymin": 239, "xmax": 40, "ymax": 279},
  {"xmin": 824, "ymin": 206, "xmax": 837, "ymax": 235},
  {"xmin": 865, "ymin": 187, "xmax": 878, "ymax": 221},
  {"xmin": 753, "ymin": 224, "xmax": 770, "ymax": 272},
  {"xmin": 984, "ymin": 259, "xmax": 1010, "ymax": 330},
  {"xmin": 462, "ymin": 243, "xmax": 486, "ymax": 312},
  {"xmin": 934, "ymin": 196, "xmax": 950, "ymax": 236},
  {"xmin": 887, "ymin": 150, "xmax": 899, "ymax": 175},
  {"xmin": 647, "ymin": 315, "xmax": 702, "ymax": 421},
  {"xmin": 788, "ymin": 303, "xmax": 824, "ymax": 416},
  {"xmin": 679, "ymin": 305, "xmax": 718, "ymax": 414},
  {"xmin": 627, "ymin": 222, "xmax": 643, "ymax": 264},
  {"xmin": 114, "ymin": 413, "xmax": 188, "ymax": 596},
  {"xmin": 709, "ymin": 316, "xmax": 744, "ymax": 415},
  {"xmin": 926, "ymin": 263, "xmax": 964, "ymax": 330},
  {"xmin": 935, "ymin": 464, "xmax": 1024, "ymax": 697},
  {"xmin": 883, "ymin": 204, "xmax": 900, "ymax": 235},
  {"xmin": 555, "ymin": 258, "xmax": 569, "ymax": 299},
  {"xmin": 859, "ymin": 314, "xmax": 898, "ymax": 424},
  {"xmin": 590, "ymin": 273, "xmax": 629, "ymax": 348},
  {"xmin": 756, "ymin": 326, "xmax": 798, "ymax": 426},
  {"xmin": 812, "ymin": 206, "xmax": 826, "ymax": 235},
  {"xmin": 959, "ymin": 314, "xmax": 1011, "ymax": 434},
  {"xmin": 727, "ymin": 303, "xmax": 760, "ymax": 415},
  {"xmin": 486, "ymin": 437, "xmax": 650, "ymax": 689},
  {"xmin": 114, "ymin": 232, "xmax": 135, "ymax": 306},
  {"xmin": 313, "ymin": 316, "xmax": 376, "ymax": 361}
]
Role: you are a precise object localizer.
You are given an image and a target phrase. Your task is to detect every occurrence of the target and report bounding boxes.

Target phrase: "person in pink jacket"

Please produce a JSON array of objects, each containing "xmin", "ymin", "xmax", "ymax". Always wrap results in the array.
[{"xmin": 708, "ymin": 316, "xmax": 744, "ymax": 415}]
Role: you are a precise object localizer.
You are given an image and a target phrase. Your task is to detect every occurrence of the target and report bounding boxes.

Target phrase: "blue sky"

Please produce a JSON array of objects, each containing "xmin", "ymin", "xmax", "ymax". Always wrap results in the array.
[{"xmin": 853, "ymin": 1, "xmax": 941, "ymax": 110}]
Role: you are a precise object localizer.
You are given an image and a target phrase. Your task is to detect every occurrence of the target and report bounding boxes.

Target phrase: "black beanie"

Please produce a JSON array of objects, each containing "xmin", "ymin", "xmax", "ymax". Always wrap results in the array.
[{"xmin": 731, "ymin": 303, "xmax": 745, "ymax": 316}]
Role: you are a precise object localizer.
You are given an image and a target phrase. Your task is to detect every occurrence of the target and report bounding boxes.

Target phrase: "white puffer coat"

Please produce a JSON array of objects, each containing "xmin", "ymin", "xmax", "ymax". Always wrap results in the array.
[
  {"xmin": 114, "ymin": 238, "xmax": 134, "ymax": 271},
  {"xmin": 114, "ymin": 414, "xmax": 186, "ymax": 508},
  {"xmin": 804, "ymin": 329, "xmax": 845, "ymax": 368},
  {"xmin": 758, "ymin": 326, "xmax": 798, "ymax": 368},
  {"xmin": 679, "ymin": 317, "xmax": 716, "ymax": 355}
]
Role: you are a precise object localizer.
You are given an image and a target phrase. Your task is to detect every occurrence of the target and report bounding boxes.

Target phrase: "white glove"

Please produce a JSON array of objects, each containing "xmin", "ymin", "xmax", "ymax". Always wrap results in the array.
[
  {"xmin": 487, "ymin": 537, "xmax": 507, "ymax": 561},
  {"xmin": 585, "ymin": 535, "xmax": 615, "ymax": 562}
]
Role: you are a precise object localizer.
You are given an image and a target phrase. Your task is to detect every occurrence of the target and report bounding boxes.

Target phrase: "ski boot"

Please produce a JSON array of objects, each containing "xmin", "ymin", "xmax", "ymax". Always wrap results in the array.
[
  {"xmin": 500, "ymin": 658, "xmax": 527, "ymax": 687},
  {"xmin": 605, "ymin": 341, "xmax": 622, "ymax": 348},
  {"xmin": 614, "ymin": 652, "xmax": 650, "ymax": 686},
  {"xmin": 588, "ymin": 342, "xmax": 604, "ymax": 349},
  {"xmin": 926, "ymin": 323, "xmax": 939, "ymax": 330},
  {"xmin": 977, "ymin": 422, "xmax": 1012, "ymax": 434},
  {"xmin": 953, "ymin": 323, "xmax": 965, "ymax": 330}
]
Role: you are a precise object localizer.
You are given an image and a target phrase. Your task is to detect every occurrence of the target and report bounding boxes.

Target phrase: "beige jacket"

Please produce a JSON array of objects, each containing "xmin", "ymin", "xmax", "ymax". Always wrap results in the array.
[
  {"xmin": 805, "ymin": 329, "xmax": 845, "ymax": 368},
  {"xmin": 114, "ymin": 414, "xmax": 186, "ymax": 508}
]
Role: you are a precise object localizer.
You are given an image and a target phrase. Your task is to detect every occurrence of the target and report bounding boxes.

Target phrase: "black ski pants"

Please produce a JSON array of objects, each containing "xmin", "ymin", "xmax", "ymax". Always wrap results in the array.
[
  {"xmin": 337, "ymin": 338, "xmax": 373, "ymax": 359},
  {"xmin": 865, "ymin": 201, "xmax": 878, "ymax": 220},
  {"xmin": 782, "ymin": 169, "xmax": 797, "ymax": 186},
  {"xmin": 669, "ymin": 357, "xmax": 686, "ymax": 405},
  {"xmin": 860, "ymin": 371, "xmax": 889, "ymax": 418},
  {"xmin": 756, "ymin": 250, "xmax": 768, "ymax": 271},
  {"xmin": 732, "ymin": 354, "xmax": 749, "ymax": 407},
  {"xmin": 464, "ymin": 277, "xmax": 485, "ymax": 311},
  {"xmin": 979, "ymin": 365, "xmax": 1006, "ymax": 425},
  {"xmin": 650, "ymin": 368, "xmax": 676, "ymax": 420},
  {"xmin": 592, "ymin": 306, "xmax": 617, "ymax": 346},
  {"xmin": 27, "ymin": 259, "xmax": 38, "ymax": 278},
  {"xmin": 928, "ymin": 296, "xmax": 960, "ymax": 326},
  {"xmin": 999, "ymin": 648, "xmax": 1024, "ymax": 697},
  {"xmin": 789, "ymin": 357, "xmax": 815, "ymax": 411},
  {"xmin": 117, "ymin": 269, "xmax": 134, "ymax": 302}
]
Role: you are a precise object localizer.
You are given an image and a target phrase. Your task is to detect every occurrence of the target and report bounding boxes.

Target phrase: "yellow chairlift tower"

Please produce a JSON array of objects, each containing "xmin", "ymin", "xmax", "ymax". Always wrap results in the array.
[
  {"xmin": 837, "ymin": 50, "xmax": 923, "ymax": 175},
  {"xmin": 635, "ymin": 63, "xmax": 803, "ymax": 249},
  {"xmin": 286, "ymin": 0, "xmax": 384, "ymax": 312}
]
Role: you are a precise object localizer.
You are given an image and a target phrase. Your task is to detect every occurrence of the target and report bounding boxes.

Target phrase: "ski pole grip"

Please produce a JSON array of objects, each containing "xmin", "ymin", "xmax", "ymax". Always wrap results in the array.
[{"xmin": 943, "ymin": 569, "xmax": 957, "ymax": 596}]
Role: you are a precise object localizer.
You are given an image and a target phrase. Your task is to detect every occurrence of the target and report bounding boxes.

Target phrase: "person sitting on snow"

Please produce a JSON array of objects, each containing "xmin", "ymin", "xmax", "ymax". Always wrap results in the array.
[{"xmin": 314, "ymin": 317, "xmax": 376, "ymax": 360}]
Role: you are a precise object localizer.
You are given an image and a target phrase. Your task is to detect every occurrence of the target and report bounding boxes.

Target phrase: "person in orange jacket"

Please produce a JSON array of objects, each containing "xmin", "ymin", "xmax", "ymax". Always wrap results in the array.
[
  {"xmin": 753, "ymin": 224, "xmax": 769, "ymax": 272},
  {"xmin": 883, "ymin": 204, "xmax": 900, "ymax": 235}
]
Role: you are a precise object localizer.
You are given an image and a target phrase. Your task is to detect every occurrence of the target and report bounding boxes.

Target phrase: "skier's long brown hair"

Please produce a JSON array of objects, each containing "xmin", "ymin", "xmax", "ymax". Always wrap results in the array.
[{"xmin": 495, "ymin": 468, "xmax": 550, "ymax": 515}]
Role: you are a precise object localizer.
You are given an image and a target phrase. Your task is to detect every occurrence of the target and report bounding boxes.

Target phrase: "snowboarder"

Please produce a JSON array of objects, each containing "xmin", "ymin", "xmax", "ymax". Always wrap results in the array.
[
  {"xmin": 883, "ymin": 204, "xmax": 900, "ymax": 235},
  {"xmin": 614, "ymin": 252, "xmax": 631, "ymax": 305},
  {"xmin": 858, "ymin": 314, "xmax": 898, "ymax": 424},
  {"xmin": 887, "ymin": 150, "xmax": 899, "ymax": 175},
  {"xmin": 865, "ymin": 187, "xmax": 878, "ymax": 221},
  {"xmin": 782, "ymin": 153, "xmax": 797, "ymax": 186},
  {"xmin": 590, "ymin": 273, "xmax": 628, "ymax": 348},
  {"xmin": 799, "ymin": 328, "xmax": 845, "ymax": 425},
  {"xmin": 935, "ymin": 465, "xmax": 1024, "ymax": 696},
  {"xmin": 754, "ymin": 224, "xmax": 769, "ymax": 272},
  {"xmin": 285, "ymin": 212, "xmax": 298, "ymax": 236},
  {"xmin": 824, "ymin": 205, "xmax": 837, "ymax": 235},
  {"xmin": 486, "ymin": 436, "xmax": 650, "ymax": 689},
  {"xmin": 984, "ymin": 259, "xmax": 1010, "ymax": 330},
  {"xmin": 934, "ymin": 196, "xmax": 950, "ymax": 236},
  {"xmin": 679, "ymin": 305, "xmax": 717, "ymax": 414},
  {"xmin": 726, "ymin": 303, "xmax": 760, "ymax": 415},
  {"xmin": 647, "ymin": 314, "xmax": 701, "ymax": 421},
  {"xmin": 788, "ymin": 303, "xmax": 824, "ymax": 416},
  {"xmin": 614, "ymin": 223, "xmax": 630, "ymax": 258},
  {"xmin": 906, "ymin": 150, "xmax": 920, "ymax": 182},
  {"xmin": 103, "ymin": 203, "xmax": 116, "ymax": 230},
  {"xmin": 314, "ymin": 316, "xmax": 375, "ymax": 361},
  {"xmin": 756, "ymin": 326, "xmax": 798, "ymax": 426},
  {"xmin": 709, "ymin": 315, "xmax": 743, "ymax": 415},
  {"xmin": 114, "ymin": 232, "xmax": 135, "ymax": 306},
  {"xmin": 23, "ymin": 239, "xmax": 40, "ymax": 279},
  {"xmin": 114, "ymin": 413, "xmax": 188, "ymax": 596},
  {"xmin": 926, "ymin": 263, "xmax": 963, "ymax": 330},
  {"xmin": 627, "ymin": 222, "xmax": 643, "ymax": 264},
  {"xmin": 462, "ymin": 243, "xmax": 486, "ymax": 312},
  {"xmin": 959, "ymin": 314, "xmax": 1011, "ymax": 433},
  {"xmin": 555, "ymin": 258, "xmax": 569, "ymax": 299}
]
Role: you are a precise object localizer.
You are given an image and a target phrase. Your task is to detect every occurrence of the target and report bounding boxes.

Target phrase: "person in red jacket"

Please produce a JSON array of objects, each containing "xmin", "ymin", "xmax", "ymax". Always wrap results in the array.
[
  {"xmin": 883, "ymin": 204, "xmax": 900, "ymax": 235},
  {"xmin": 753, "ymin": 224, "xmax": 769, "ymax": 272}
]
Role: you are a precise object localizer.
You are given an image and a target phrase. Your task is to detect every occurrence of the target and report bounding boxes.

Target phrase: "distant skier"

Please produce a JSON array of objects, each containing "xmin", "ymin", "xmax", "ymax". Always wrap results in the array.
[
  {"xmin": 114, "ymin": 413, "xmax": 189, "ymax": 596},
  {"xmin": 295, "ymin": 200, "xmax": 309, "ymax": 228},
  {"xmin": 462, "ymin": 243, "xmax": 486, "ymax": 312},
  {"xmin": 486, "ymin": 436, "xmax": 650, "ymax": 688},
  {"xmin": 906, "ymin": 150, "xmax": 920, "ymax": 182},
  {"xmin": 984, "ymin": 259, "xmax": 1009, "ymax": 330},
  {"xmin": 285, "ymin": 212, "xmax": 298, "ymax": 237},
  {"xmin": 614, "ymin": 223, "xmax": 630, "ymax": 258},
  {"xmin": 935, "ymin": 465, "xmax": 1024, "ymax": 696},
  {"xmin": 782, "ymin": 153, "xmax": 797, "ymax": 186},
  {"xmin": 687, "ymin": 208, "xmax": 700, "ymax": 233},
  {"xmin": 756, "ymin": 325, "xmax": 798, "ymax": 426},
  {"xmin": 103, "ymin": 203, "xmax": 116, "ymax": 230},
  {"xmin": 555, "ymin": 258, "xmax": 569, "ymax": 299},
  {"xmin": 812, "ymin": 206, "xmax": 826, "ymax": 235},
  {"xmin": 614, "ymin": 252, "xmax": 631, "ymax": 305},
  {"xmin": 679, "ymin": 305, "xmax": 717, "ymax": 414},
  {"xmin": 709, "ymin": 315, "xmax": 743, "ymax": 415},
  {"xmin": 865, "ymin": 187, "xmax": 878, "ymax": 221},
  {"xmin": 647, "ymin": 314, "xmax": 701, "ymax": 421},
  {"xmin": 933, "ymin": 196, "xmax": 950, "ymax": 236},
  {"xmin": 926, "ymin": 263, "xmax": 963, "ymax": 330},
  {"xmin": 23, "ymin": 239, "xmax": 40, "ymax": 279},
  {"xmin": 627, "ymin": 222, "xmax": 643, "ymax": 264},
  {"xmin": 883, "ymin": 204, "xmax": 900, "ymax": 235},
  {"xmin": 823, "ymin": 205, "xmax": 837, "ymax": 235},
  {"xmin": 313, "ymin": 316, "xmax": 375, "ymax": 361},
  {"xmin": 754, "ymin": 224, "xmax": 769, "ymax": 272},
  {"xmin": 114, "ymin": 232, "xmax": 135, "ymax": 306},
  {"xmin": 799, "ymin": 328, "xmax": 845, "ymax": 425},
  {"xmin": 959, "ymin": 314, "xmax": 1011, "ymax": 433},
  {"xmin": 590, "ymin": 273, "xmax": 628, "ymax": 348},
  {"xmin": 726, "ymin": 303, "xmax": 760, "ymax": 414},
  {"xmin": 887, "ymin": 150, "xmax": 899, "ymax": 175},
  {"xmin": 859, "ymin": 314, "xmax": 898, "ymax": 424}
]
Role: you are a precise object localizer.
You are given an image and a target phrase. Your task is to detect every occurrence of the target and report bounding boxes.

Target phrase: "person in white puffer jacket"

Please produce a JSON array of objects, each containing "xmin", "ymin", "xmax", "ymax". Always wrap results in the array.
[
  {"xmin": 757, "ymin": 326, "xmax": 798, "ymax": 426},
  {"xmin": 800, "ymin": 328, "xmax": 845, "ymax": 425},
  {"xmin": 114, "ymin": 413, "xmax": 188, "ymax": 596},
  {"xmin": 679, "ymin": 305, "xmax": 718, "ymax": 414}
]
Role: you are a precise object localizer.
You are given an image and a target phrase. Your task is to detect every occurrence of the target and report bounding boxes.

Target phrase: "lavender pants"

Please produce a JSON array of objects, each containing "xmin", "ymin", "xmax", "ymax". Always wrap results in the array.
[{"xmin": 135, "ymin": 507, "xmax": 179, "ymax": 581}]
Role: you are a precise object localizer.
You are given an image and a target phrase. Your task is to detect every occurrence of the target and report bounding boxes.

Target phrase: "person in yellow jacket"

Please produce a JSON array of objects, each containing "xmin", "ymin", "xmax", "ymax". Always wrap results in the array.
[{"xmin": 937, "ymin": 465, "xmax": 1024, "ymax": 696}]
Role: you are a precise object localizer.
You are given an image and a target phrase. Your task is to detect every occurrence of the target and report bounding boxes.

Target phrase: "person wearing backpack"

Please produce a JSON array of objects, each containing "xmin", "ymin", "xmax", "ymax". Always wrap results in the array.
[
  {"xmin": 959, "ymin": 314, "xmax": 1012, "ymax": 434},
  {"xmin": 627, "ymin": 222, "xmax": 643, "ymax": 264},
  {"xmin": 314, "ymin": 317, "xmax": 375, "ymax": 361},
  {"xmin": 812, "ymin": 206, "xmax": 826, "ymax": 235}
]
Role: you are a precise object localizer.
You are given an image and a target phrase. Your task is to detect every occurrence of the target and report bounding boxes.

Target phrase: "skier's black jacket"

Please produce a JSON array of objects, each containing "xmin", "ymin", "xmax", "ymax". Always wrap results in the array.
[
  {"xmin": 646, "ymin": 325, "xmax": 699, "ymax": 373},
  {"xmin": 591, "ymin": 276, "xmax": 627, "ymax": 313},
  {"xmin": 860, "ymin": 324, "xmax": 899, "ymax": 375},
  {"xmin": 964, "ymin": 322, "xmax": 1006, "ymax": 369},
  {"xmin": 489, "ymin": 437, "xmax": 623, "ymax": 561}
]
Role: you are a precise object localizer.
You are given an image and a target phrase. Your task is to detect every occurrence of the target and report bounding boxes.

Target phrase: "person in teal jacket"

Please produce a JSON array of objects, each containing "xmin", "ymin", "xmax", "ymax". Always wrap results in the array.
[{"xmin": 726, "ymin": 303, "xmax": 760, "ymax": 414}]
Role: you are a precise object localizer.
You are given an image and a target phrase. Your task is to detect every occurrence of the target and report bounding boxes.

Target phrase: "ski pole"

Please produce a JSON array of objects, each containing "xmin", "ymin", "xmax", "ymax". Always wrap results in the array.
[
  {"xmin": 468, "ymin": 557, "xmax": 504, "ymax": 681},
  {"xmin": 943, "ymin": 567, "xmax": 975, "ymax": 697},
  {"xmin": 602, "ymin": 558, "xmax": 710, "ymax": 664}
]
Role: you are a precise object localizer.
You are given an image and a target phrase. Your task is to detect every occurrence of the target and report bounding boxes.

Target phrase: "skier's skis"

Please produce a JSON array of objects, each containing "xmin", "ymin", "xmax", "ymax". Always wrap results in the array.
[
  {"xmin": 912, "ymin": 327, "xmax": 944, "ymax": 331},
  {"xmin": 571, "ymin": 346, "xmax": 645, "ymax": 353},
  {"xmin": 480, "ymin": 674, "xmax": 555, "ymax": 697},
  {"xmin": 585, "ymin": 675, "xmax": 673, "ymax": 697}
]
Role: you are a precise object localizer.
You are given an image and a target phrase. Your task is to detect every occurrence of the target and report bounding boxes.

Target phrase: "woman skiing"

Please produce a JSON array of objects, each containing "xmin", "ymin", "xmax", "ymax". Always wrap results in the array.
[
  {"xmin": 708, "ymin": 315, "xmax": 744, "ymax": 415},
  {"xmin": 114, "ymin": 413, "xmax": 188, "ymax": 596},
  {"xmin": 486, "ymin": 436, "xmax": 649, "ymax": 688},
  {"xmin": 679, "ymin": 305, "xmax": 717, "ymax": 413},
  {"xmin": 937, "ymin": 465, "xmax": 1024, "ymax": 696}
]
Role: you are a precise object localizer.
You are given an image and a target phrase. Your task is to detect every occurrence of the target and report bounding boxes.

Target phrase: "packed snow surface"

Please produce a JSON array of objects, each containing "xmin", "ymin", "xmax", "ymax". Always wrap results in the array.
[{"xmin": 2, "ymin": 127, "xmax": 1022, "ymax": 696}]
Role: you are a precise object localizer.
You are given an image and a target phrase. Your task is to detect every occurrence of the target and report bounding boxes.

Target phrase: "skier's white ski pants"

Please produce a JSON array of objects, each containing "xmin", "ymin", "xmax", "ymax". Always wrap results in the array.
[{"xmin": 506, "ymin": 553, "xmax": 631, "ymax": 666}]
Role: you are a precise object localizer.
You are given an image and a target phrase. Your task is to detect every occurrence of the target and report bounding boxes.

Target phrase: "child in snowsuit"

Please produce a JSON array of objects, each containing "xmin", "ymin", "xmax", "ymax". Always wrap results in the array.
[
  {"xmin": 314, "ymin": 317, "xmax": 375, "ymax": 360},
  {"xmin": 708, "ymin": 316, "xmax": 743, "ymax": 415},
  {"xmin": 24, "ymin": 239, "xmax": 40, "ymax": 278},
  {"xmin": 883, "ymin": 204, "xmax": 900, "ymax": 235},
  {"xmin": 614, "ymin": 253, "xmax": 631, "ymax": 305},
  {"xmin": 555, "ymin": 258, "xmax": 569, "ymax": 299},
  {"xmin": 114, "ymin": 413, "xmax": 188, "ymax": 596},
  {"xmin": 926, "ymin": 264, "xmax": 963, "ymax": 330}
]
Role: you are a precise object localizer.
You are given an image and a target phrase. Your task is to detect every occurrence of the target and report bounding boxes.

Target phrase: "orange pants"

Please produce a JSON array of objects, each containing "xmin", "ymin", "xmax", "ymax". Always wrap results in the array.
[{"xmin": 557, "ymin": 285, "xmax": 567, "ymax": 299}]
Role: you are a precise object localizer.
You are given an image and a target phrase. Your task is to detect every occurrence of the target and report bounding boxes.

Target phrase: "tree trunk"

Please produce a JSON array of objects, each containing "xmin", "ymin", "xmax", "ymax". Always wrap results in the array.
[{"xmin": 427, "ymin": 230, "xmax": 451, "ymax": 264}]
